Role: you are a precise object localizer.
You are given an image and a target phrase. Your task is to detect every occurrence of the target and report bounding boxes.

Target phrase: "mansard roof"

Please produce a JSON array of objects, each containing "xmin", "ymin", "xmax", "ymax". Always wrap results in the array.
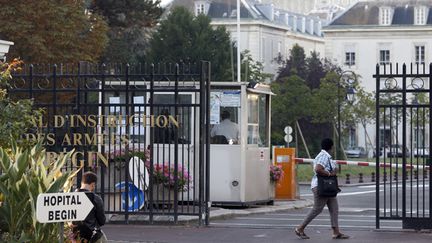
[{"xmin": 329, "ymin": 0, "xmax": 432, "ymax": 26}]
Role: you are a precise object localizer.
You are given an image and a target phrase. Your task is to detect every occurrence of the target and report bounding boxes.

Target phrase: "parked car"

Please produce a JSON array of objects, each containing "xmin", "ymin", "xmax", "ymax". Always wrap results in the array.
[
  {"xmin": 372, "ymin": 147, "xmax": 383, "ymax": 158},
  {"xmin": 344, "ymin": 147, "xmax": 366, "ymax": 158},
  {"xmin": 413, "ymin": 147, "xmax": 430, "ymax": 157},
  {"xmin": 387, "ymin": 144, "xmax": 409, "ymax": 157}
]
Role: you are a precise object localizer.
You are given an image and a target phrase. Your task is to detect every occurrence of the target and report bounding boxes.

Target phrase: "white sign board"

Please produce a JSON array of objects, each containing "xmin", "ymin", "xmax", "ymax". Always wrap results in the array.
[
  {"xmin": 36, "ymin": 192, "xmax": 94, "ymax": 223},
  {"xmin": 210, "ymin": 92, "xmax": 222, "ymax": 124},
  {"xmin": 284, "ymin": 126, "xmax": 293, "ymax": 135},
  {"xmin": 284, "ymin": 135, "xmax": 293, "ymax": 143},
  {"xmin": 220, "ymin": 91, "xmax": 241, "ymax": 107}
]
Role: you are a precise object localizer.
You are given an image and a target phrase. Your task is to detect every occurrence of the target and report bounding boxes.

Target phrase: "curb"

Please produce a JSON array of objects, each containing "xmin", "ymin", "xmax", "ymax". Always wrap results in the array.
[
  {"xmin": 107, "ymin": 199, "xmax": 314, "ymax": 225},
  {"xmin": 208, "ymin": 199, "xmax": 314, "ymax": 221}
]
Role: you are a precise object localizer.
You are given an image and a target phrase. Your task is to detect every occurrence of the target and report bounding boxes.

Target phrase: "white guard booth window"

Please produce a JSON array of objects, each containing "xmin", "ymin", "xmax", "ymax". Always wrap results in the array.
[{"xmin": 209, "ymin": 82, "xmax": 274, "ymax": 205}]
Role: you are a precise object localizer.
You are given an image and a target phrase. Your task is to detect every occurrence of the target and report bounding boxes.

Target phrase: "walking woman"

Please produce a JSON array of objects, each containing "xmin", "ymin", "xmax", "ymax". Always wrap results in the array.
[{"xmin": 295, "ymin": 138, "xmax": 350, "ymax": 239}]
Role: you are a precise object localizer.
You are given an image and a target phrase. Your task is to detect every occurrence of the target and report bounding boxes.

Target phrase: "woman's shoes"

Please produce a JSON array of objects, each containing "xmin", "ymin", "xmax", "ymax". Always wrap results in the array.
[
  {"xmin": 332, "ymin": 233, "xmax": 350, "ymax": 239},
  {"xmin": 294, "ymin": 228, "xmax": 310, "ymax": 240}
]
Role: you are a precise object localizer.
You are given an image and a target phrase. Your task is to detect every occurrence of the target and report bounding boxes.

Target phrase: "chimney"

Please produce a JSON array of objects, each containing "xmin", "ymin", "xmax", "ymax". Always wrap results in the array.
[{"xmin": 301, "ymin": 17, "xmax": 306, "ymax": 33}]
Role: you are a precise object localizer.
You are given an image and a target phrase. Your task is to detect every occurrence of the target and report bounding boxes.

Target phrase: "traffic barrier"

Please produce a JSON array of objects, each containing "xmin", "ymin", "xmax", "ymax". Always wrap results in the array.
[
  {"xmin": 371, "ymin": 172, "xmax": 375, "ymax": 182},
  {"xmin": 358, "ymin": 173, "xmax": 364, "ymax": 183},
  {"xmin": 345, "ymin": 174, "xmax": 351, "ymax": 184},
  {"xmin": 295, "ymin": 158, "xmax": 430, "ymax": 170}
]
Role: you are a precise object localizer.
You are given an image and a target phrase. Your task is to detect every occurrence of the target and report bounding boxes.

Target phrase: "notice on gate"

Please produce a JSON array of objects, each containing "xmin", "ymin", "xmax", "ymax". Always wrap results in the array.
[{"xmin": 36, "ymin": 192, "xmax": 94, "ymax": 223}]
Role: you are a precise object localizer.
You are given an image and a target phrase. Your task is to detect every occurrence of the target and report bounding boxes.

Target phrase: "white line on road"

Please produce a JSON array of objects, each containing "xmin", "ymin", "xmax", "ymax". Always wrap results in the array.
[
  {"xmin": 210, "ymin": 222, "xmax": 401, "ymax": 229},
  {"xmin": 265, "ymin": 213, "xmax": 376, "ymax": 218},
  {"xmin": 233, "ymin": 217, "xmax": 401, "ymax": 224},
  {"xmin": 359, "ymin": 184, "xmax": 429, "ymax": 189},
  {"xmin": 302, "ymin": 189, "xmax": 383, "ymax": 197}
]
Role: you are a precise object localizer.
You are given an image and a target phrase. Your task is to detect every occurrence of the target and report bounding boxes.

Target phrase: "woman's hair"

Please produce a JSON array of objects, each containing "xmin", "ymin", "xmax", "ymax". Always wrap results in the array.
[{"xmin": 321, "ymin": 138, "xmax": 334, "ymax": 151}]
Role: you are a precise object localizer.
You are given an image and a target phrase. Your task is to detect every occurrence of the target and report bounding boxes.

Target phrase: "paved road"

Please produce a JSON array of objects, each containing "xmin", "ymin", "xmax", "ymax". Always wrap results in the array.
[
  {"xmin": 104, "ymin": 183, "xmax": 432, "ymax": 242},
  {"xmin": 211, "ymin": 184, "xmax": 401, "ymax": 230}
]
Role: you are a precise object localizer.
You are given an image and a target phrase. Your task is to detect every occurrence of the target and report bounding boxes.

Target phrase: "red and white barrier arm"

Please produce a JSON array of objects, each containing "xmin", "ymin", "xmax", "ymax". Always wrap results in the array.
[{"xmin": 295, "ymin": 158, "xmax": 430, "ymax": 170}]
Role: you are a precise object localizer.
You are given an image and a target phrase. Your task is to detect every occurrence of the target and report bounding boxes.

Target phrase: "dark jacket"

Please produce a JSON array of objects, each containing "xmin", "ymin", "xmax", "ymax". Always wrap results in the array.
[{"xmin": 76, "ymin": 189, "xmax": 106, "ymax": 229}]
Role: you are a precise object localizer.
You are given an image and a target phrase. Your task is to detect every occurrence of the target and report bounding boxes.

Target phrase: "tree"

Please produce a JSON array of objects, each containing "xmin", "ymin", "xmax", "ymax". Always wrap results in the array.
[
  {"xmin": 273, "ymin": 45, "xmax": 336, "ymax": 155},
  {"xmin": 0, "ymin": 60, "xmax": 41, "ymax": 149},
  {"xmin": 271, "ymin": 75, "xmax": 312, "ymax": 145},
  {"xmin": 342, "ymin": 86, "xmax": 375, "ymax": 152},
  {"xmin": 0, "ymin": 1, "xmax": 108, "ymax": 63},
  {"xmin": 146, "ymin": 7, "xmax": 232, "ymax": 81},
  {"xmin": 276, "ymin": 44, "xmax": 307, "ymax": 80},
  {"xmin": 90, "ymin": 0, "xmax": 163, "ymax": 63},
  {"xmin": 239, "ymin": 50, "xmax": 272, "ymax": 83}
]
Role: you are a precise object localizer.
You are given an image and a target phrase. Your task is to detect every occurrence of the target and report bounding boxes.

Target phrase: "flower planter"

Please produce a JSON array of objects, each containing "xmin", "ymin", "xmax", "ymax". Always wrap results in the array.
[
  {"xmin": 269, "ymin": 181, "xmax": 276, "ymax": 199},
  {"xmin": 151, "ymin": 183, "xmax": 177, "ymax": 209}
]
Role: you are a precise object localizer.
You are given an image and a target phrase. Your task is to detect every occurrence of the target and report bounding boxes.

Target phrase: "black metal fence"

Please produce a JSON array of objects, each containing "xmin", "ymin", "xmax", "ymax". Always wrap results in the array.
[
  {"xmin": 375, "ymin": 63, "xmax": 432, "ymax": 229},
  {"xmin": 9, "ymin": 62, "xmax": 211, "ymax": 225}
]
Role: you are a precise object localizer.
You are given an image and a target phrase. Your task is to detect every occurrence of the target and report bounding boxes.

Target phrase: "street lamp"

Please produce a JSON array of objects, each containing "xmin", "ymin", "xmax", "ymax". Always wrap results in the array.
[{"xmin": 337, "ymin": 71, "xmax": 357, "ymax": 167}]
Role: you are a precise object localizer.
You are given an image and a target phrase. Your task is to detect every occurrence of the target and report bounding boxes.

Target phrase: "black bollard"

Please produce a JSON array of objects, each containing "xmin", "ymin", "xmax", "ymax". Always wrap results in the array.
[
  {"xmin": 406, "ymin": 170, "xmax": 409, "ymax": 180},
  {"xmin": 346, "ymin": 173, "xmax": 351, "ymax": 184},
  {"xmin": 423, "ymin": 170, "xmax": 427, "ymax": 179},
  {"xmin": 371, "ymin": 172, "xmax": 376, "ymax": 182},
  {"xmin": 383, "ymin": 171, "xmax": 387, "ymax": 182},
  {"xmin": 414, "ymin": 170, "xmax": 418, "ymax": 179},
  {"xmin": 359, "ymin": 173, "xmax": 364, "ymax": 183},
  {"xmin": 394, "ymin": 171, "xmax": 398, "ymax": 181}
]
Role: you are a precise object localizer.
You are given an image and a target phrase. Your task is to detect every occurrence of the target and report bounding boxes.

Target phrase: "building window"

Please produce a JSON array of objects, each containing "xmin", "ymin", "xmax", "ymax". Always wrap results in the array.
[
  {"xmin": 194, "ymin": 2, "xmax": 207, "ymax": 16},
  {"xmin": 345, "ymin": 52, "xmax": 356, "ymax": 66},
  {"xmin": 380, "ymin": 50, "xmax": 390, "ymax": 65},
  {"xmin": 379, "ymin": 7, "xmax": 392, "ymax": 25},
  {"xmin": 196, "ymin": 4, "xmax": 204, "ymax": 15},
  {"xmin": 414, "ymin": 6, "xmax": 427, "ymax": 25},
  {"xmin": 415, "ymin": 45, "xmax": 425, "ymax": 64}
]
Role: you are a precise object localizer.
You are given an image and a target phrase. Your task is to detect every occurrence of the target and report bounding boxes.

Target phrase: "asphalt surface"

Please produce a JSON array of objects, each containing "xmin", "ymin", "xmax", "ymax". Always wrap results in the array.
[{"xmin": 104, "ymin": 184, "xmax": 432, "ymax": 242}]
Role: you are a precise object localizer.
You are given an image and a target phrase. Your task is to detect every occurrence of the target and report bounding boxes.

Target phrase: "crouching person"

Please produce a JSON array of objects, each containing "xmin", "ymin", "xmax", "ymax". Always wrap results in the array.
[{"xmin": 72, "ymin": 171, "xmax": 107, "ymax": 243}]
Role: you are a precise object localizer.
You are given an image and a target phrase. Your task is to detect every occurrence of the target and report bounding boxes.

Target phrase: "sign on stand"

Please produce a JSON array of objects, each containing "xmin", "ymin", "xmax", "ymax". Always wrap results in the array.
[
  {"xmin": 36, "ymin": 192, "xmax": 94, "ymax": 223},
  {"xmin": 284, "ymin": 126, "xmax": 293, "ymax": 147}
]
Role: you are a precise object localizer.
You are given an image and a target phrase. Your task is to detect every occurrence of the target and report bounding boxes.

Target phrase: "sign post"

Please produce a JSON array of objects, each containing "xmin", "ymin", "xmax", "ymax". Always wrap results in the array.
[
  {"xmin": 284, "ymin": 126, "xmax": 293, "ymax": 147},
  {"xmin": 36, "ymin": 192, "xmax": 94, "ymax": 242}
]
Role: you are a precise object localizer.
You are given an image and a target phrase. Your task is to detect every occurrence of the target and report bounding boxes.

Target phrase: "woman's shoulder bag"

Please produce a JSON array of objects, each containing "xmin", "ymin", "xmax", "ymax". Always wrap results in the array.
[{"xmin": 317, "ymin": 158, "xmax": 340, "ymax": 197}]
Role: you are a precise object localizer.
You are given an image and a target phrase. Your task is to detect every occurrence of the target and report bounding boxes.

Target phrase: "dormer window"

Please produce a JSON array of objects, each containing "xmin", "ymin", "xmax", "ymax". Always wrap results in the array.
[
  {"xmin": 379, "ymin": 7, "xmax": 393, "ymax": 26},
  {"xmin": 414, "ymin": 6, "xmax": 428, "ymax": 25},
  {"xmin": 194, "ymin": 1, "xmax": 209, "ymax": 16}
]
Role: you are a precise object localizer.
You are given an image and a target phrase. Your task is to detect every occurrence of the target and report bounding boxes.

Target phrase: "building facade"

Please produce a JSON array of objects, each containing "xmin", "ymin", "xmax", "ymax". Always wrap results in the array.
[
  {"xmin": 323, "ymin": 0, "xmax": 432, "ymax": 153},
  {"xmin": 168, "ymin": 0, "xmax": 325, "ymax": 80}
]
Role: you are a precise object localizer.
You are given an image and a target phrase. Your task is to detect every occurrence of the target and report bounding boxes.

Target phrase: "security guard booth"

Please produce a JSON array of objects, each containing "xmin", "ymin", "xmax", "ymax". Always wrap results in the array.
[{"xmin": 209, "ymin": 82, "xmax": 274, "ymax": 205}]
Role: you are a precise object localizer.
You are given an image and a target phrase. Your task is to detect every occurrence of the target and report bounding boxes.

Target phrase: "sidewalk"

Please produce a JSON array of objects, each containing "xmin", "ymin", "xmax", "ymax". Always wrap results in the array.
[
  {"xmin": 103, "ymin": 223, "xmax": 432, "ymax": 243},
  {"xmin": 108, "ymin": 199, "xmax": 313, "ymax": 224}
]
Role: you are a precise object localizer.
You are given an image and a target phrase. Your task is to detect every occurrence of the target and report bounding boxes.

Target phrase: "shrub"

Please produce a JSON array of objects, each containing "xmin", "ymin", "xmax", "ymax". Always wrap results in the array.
[{"xmin": 0, "ymin": 141, "xmax": 79, "ymax": 242}]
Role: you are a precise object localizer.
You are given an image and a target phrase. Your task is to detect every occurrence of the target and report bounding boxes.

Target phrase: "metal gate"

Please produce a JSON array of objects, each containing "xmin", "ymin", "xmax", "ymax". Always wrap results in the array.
[
  {"xmin": 375, "ymin": 63, "xmax": 432, "ymax": 229},
  {"xmin": 10, "ymin": 62, "xmax": 211, "ymax": 225}
]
